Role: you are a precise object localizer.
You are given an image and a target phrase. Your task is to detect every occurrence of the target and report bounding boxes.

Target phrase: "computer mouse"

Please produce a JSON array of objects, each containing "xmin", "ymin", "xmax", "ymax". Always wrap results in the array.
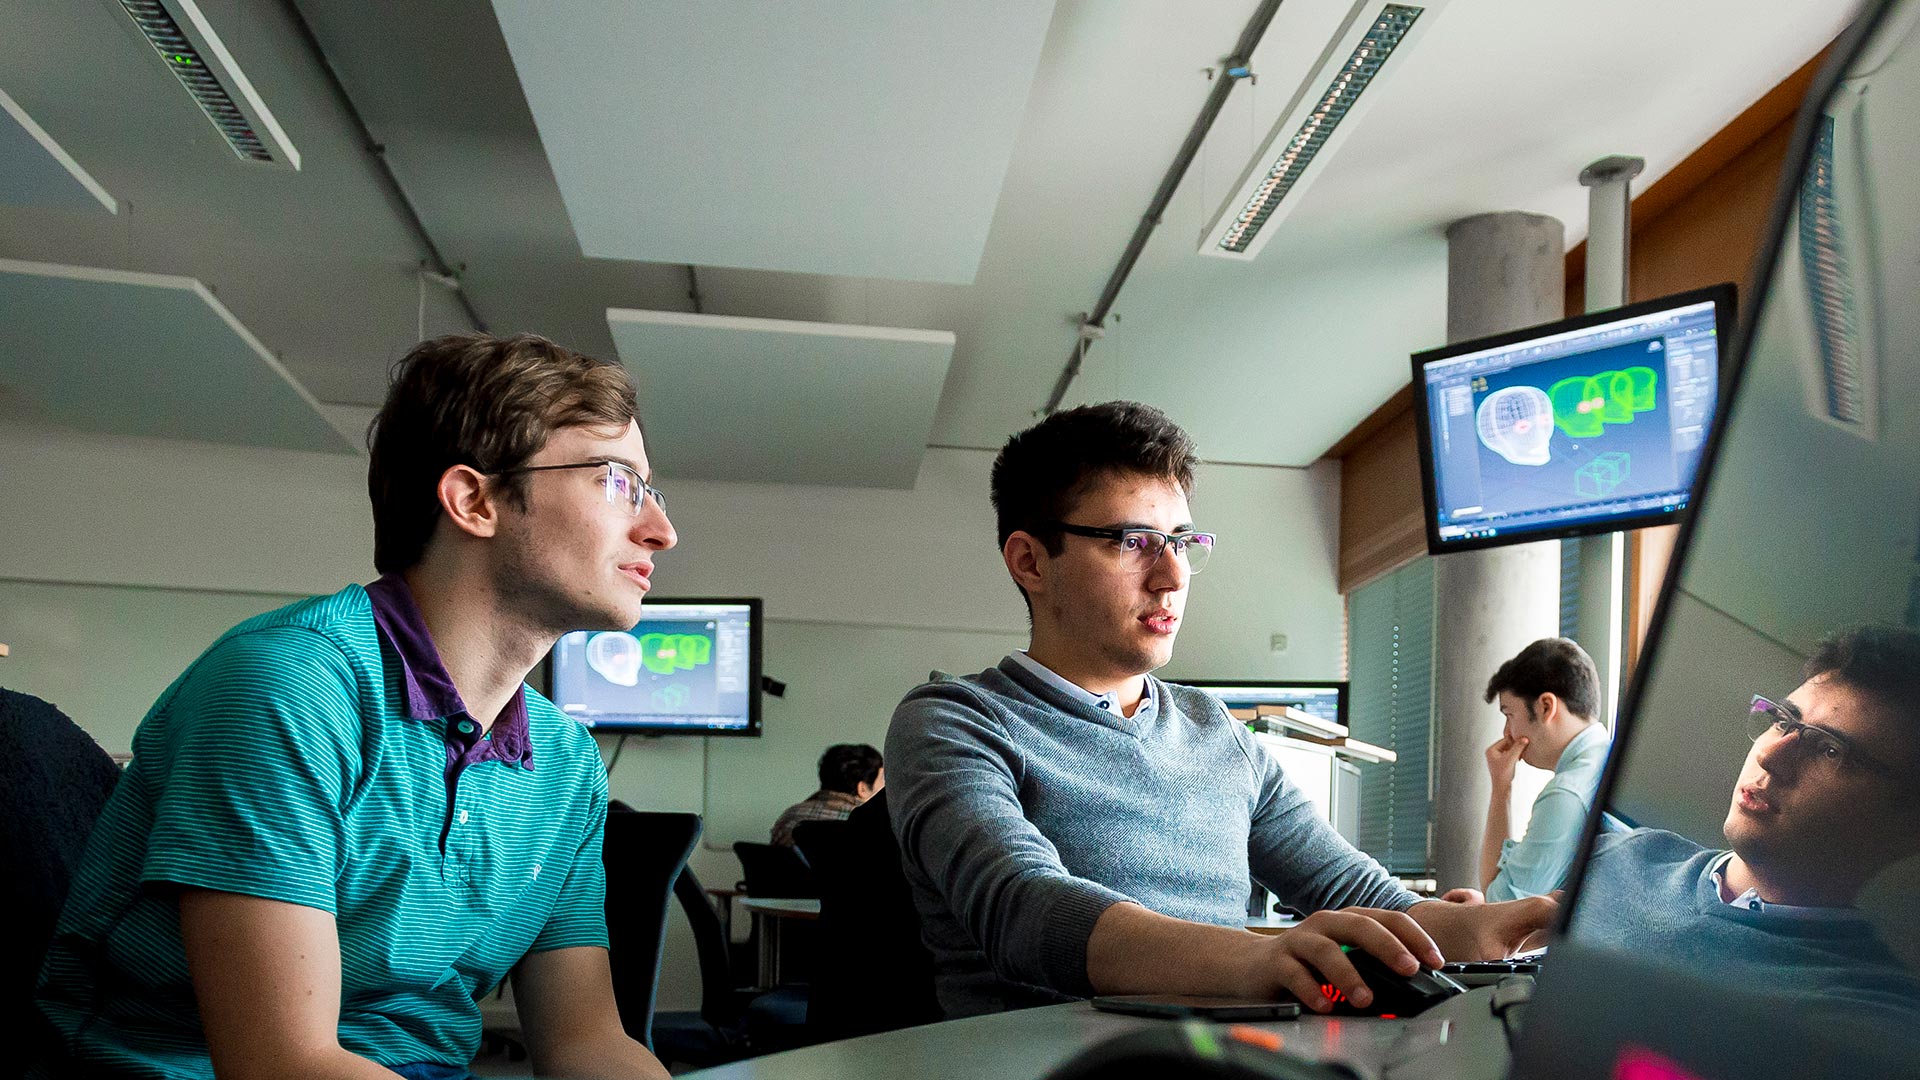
[
  {"xmin": 1316, "ymin": 947, "xmax": 1466, "ymax": 1018},
  {"xmin": 1044, "ymin": 1021, "xmax": 1364, "ymax": 1080}
]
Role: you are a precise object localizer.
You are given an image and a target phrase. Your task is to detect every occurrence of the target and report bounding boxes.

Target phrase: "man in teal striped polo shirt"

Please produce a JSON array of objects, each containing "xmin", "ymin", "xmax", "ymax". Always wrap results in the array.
[{"xmin": 35, "ymin": 334, "xmax": 676, "ymax": 1080}]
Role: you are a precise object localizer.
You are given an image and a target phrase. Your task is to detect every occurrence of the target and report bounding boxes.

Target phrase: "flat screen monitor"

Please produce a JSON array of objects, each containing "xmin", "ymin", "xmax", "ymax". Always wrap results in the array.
[
  {"xmin": 547, "ymin": 597, "xmax": 762, "ymax": 736},
  {"xmin": 1177, "ymin": 679, "xmax": 1348, "ymax": 730},
  {"xmin": 1411, "ymin": 283, "xmax": 1734, "ymax": 554}
]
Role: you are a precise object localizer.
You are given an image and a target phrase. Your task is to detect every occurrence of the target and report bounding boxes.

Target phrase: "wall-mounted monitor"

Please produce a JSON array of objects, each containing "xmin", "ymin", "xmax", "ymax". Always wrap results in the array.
[
  {"xmin": 1178, "ymin": 680, "xmax": 1349, "ymax": 731},
  {"xmin": 1412, "ymin": 284, "xmax": 1735, "ymax": 555},
  {"xmin": 547, "ymin": 597, "xmax": 762, "ymax": 736}
]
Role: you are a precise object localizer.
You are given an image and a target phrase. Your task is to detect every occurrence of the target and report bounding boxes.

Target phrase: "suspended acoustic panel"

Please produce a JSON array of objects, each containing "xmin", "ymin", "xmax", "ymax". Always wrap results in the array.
[
  {"xmin": 0, "ymin": 259, "xmax": 354, "ymax": 454},
  {"xmin": 494, "ymin": 0, "xmax": 1053, "ymax": 283},
  {"xmin": 0, "ymin": 88, "xmax": 117, "ymax": 213},
  {"xmin": 607, "ymin": 308, "xmax": 955, "ymax": 488}
]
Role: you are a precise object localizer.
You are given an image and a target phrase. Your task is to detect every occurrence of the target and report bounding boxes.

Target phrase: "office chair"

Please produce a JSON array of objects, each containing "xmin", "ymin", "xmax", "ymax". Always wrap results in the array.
[
  {"xmin": 1, "ymin": 688, "xmax": 124, "ymax": 1076},
  {"xmin": 651, "ymin": 865, "xmax": 809, "ymax": 1069},
  {"xmin": 732, "ymin": 840, "xmax": 818, "ymax": 898},
  {"xmin": 602, "ymin": 808, "xmax": 702, "ymax": 1050},
  {"xmin": 793, "ymin": 790, "xmax": 941, "ymax": 1042}
]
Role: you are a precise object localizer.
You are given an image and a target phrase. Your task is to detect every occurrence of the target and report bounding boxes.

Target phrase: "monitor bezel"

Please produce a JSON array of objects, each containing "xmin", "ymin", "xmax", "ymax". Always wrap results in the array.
[
  {"xmin": 1175, "ymin": 678, "xmax": 1350, "ymax": 731},
  {"xmin": 544, "ymin": 595, "xmax": 764, "ymax": 738},
  {"xmin": 1409, "ymin": 282, "xmax": 1737, "ymax": 556}
]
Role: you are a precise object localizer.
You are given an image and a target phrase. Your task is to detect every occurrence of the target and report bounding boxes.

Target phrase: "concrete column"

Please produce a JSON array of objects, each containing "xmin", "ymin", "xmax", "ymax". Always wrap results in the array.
[
  {"xmin": 1571, "ymin": 156, "xmax": 1646, "ymax": 725},
  {"xmin": 1429, "ymin": 212, "xmax": 1564, "ymax": 892}
]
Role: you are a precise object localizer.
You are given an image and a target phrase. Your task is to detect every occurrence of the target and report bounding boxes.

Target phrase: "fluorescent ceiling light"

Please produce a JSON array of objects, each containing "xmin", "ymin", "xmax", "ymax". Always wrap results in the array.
[
  {"xmin": 117, "ymin": 0, "xmax": 300, "ymax": 169},
  {"xmin": 1201, "ymin": 0, "xmax": 1444, "ymax": 260}
]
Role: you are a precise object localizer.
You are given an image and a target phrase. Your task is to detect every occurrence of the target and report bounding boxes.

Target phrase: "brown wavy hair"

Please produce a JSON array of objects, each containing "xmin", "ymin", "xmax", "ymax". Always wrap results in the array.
[{"xmin": 367, "ymin": 333, "xmax": 639, "ymax": 573}]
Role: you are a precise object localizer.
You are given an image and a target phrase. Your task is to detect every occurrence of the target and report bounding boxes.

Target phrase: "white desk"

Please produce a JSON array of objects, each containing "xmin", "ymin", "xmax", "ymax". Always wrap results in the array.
[
  {"xmin": 739, "ymin": 897, "xmax": 820, "ymax": 986},
  {"xmin": 679, "ymin": 988, "xmax": 1513, "ymax": 1080}
]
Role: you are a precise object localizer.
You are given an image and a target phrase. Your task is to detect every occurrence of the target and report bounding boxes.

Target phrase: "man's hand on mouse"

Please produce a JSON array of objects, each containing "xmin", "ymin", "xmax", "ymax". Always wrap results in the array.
[{"xmin": 1252, "ymin": 907, "xmax": 1443, "ymax": 1014}]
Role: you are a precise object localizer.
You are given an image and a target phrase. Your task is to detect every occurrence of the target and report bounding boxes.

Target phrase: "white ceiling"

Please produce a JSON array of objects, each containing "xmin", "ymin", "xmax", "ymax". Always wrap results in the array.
[{"xmin": 0, "ymin": 0, "xmax": 1860, "ymax": 474}]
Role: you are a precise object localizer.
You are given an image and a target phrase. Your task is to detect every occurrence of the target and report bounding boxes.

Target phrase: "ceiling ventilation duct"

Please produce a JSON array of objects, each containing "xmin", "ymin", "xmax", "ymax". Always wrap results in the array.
[
  {"xmin": 1200, "ymin": 0, "xmax": 1445, "ymax": 260},
  {"xmin": 116, "ymin": 0, "xmax": 300, "ymax": 169},
  {"xmin": 1795, "ymin": 85, "xmax": 1880, "ymax": 442}
]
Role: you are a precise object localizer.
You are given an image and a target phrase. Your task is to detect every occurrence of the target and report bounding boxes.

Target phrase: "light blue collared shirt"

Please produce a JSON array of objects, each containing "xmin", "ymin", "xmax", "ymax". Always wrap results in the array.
[
  {"xmin": 1486, "ymin": 722, "xmax": 1612, "ymax": 901},
  {"xmin": 1005, "ymin": 651, "xmax": 1159, "ymax": 722}
]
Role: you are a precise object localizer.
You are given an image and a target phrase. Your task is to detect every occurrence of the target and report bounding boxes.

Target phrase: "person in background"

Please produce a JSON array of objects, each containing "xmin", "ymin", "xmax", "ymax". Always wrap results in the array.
[
  {"xmin": 771, "ymin": 743, "xmax": 885, "ymax": 847},
  {"xmin": 1475, "ymin": 637, "xmax": 1611, "ymax": 901},
  {"xmin": 34, "ymin": 334, "xmax": 675, "ymax": 1080}
]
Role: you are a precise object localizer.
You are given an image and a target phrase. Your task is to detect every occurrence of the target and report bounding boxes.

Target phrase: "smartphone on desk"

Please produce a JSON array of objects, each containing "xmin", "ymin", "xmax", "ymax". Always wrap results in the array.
[{"xmin": 1090, "ymin": 995, "xmax": 1302, "ymax": 1021}]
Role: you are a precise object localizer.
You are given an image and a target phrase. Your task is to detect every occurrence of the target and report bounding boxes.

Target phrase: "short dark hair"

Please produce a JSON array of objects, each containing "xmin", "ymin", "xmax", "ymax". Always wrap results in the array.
[
  {"xmin": 990, "ymin": 402, "xmax": 1199, "ymax": 612},
  {"xmin": 1484, "ymin": 637, "xmax": 1601, "ymax": 721},
  {"xmin": 1804, "ymin": 624, "xmax": 1920, "ymax": 738},
  {"xmin": 818, "ymin": 744, "xmax": 883, "ymax": 795},
  {"xmin": 367, "ymin": 333, "xmax": 639, "ymax": 573}
]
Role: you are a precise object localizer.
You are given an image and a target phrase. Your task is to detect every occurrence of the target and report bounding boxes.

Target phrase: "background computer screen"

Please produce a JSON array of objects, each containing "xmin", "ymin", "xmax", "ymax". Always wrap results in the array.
[
  {"xmin": 1412, "ymin": 284, "xmax": 1733, "ymax": 554},
  {"xmin": 1179, "ymin": 680, "xmax": 1348, "ymax": 730},
  {"xmin": 548, "ymin": 598, "xmax": 762, "ymax": 736}
]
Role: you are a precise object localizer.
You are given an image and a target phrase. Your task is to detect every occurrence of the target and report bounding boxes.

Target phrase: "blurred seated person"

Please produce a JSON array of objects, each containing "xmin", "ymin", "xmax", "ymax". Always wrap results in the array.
[
  {"xmin": 1476, "ymin": 637, "xmax": 1611, "ymax": 901},
  {"xmin": 770, "ymin": 743, "xmax": 884, "ymax": 847},
  {"xmin": 1578, "ymin": 624, "xmax": 1920, "ymax": 1021}
]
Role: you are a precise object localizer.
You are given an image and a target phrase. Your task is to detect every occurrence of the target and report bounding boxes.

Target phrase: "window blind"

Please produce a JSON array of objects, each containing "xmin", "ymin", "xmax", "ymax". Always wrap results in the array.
[{"xmin": 1347, "ymin": 556, "xmax": 1435, "ymax": 876}]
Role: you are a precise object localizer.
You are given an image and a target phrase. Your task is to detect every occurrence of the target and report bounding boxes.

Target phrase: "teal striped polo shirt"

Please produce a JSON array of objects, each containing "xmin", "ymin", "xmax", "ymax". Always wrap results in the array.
[{"xmin": 35, "ymin": 582, "xmax": 610, "ymax": 1078}]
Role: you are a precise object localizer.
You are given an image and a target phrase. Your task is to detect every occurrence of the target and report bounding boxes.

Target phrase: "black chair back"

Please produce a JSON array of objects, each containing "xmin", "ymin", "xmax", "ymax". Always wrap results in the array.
[
  {"xmin": 0, "ymin": 688, "xmax": 122, "ymax": 1074},
  {"xmin": 603, "ymin": 809, "xmax": 701, "ymax": 1049},
  {"xmin": 671, "ymin": 866, "xmax": 743, "ymax": 1025},
  {"xmin": 793, "ymin": 790, "xmax": 940, "ymax": 1041},
  {"xmin": 732, "ymin": 841, "xmax": 817, "ymax": 899}
]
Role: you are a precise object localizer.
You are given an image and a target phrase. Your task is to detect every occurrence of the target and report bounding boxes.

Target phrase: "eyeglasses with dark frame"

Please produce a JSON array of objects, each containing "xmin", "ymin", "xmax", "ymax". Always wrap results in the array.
[
  {"xmin": 1745, "ymin": 694, "xmax": 1898, "ymax": 777},
  {"xmin": 492, "ymin": 460, "xmax": 666, "ymax": 516},
  {"xmin": 1047, "ymin": 522, "xmax": 1217, "ymax": 575}
]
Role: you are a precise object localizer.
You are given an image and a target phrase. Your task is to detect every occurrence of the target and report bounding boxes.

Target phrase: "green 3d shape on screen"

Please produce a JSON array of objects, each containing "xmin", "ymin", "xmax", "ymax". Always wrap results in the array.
[
  {"xmin": 639, "ymin": 633, "xmax": 713, "ymax": 675},
  {"xmin": 1546, "ymin": 366, "xmax": 1658, "ymax": 438}
]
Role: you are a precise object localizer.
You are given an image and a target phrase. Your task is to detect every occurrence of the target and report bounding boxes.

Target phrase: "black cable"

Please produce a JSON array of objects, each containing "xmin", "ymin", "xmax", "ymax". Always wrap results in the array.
[
  {"xmin": 605, "ymin": 733, "xmax": 628, "ymax": 776},
  {"xmin": 1041, "ymin": 0, "xmax": 1285, "ymax": 414}
]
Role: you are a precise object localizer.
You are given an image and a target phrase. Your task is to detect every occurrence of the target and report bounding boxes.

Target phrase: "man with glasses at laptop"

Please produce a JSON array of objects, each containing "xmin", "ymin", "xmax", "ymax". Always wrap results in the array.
[
  {"xmin": 1575, "ymin": 624, "xmax": 1920, "ymax": 1021},
  {"xmin": 886, "ymin": 401, "xmax": 1554, "ymax": 1019},
  {"xmin": 34, "ymin": 335, "xmax": 676, "ymax": 1080}
]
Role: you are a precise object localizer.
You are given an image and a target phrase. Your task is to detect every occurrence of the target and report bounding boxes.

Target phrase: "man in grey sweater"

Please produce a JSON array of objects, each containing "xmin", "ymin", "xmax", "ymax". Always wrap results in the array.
[
  {"xmin": 1573, "ymin": 624, "xmax": 1920, "ymax": 1023},
  {"xmin": 886, "ymin": 402, "xmax": 1554, "ymax": 1018}
]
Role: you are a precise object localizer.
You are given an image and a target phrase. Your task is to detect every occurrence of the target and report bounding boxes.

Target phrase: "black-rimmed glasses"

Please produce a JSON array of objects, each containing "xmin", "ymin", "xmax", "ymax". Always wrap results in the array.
[
  {"xmin": 1746, "ymin": 694, "xmax": 1897, "ymax": 776},
  {"xmin": 493, "ymin": 460, "xmax": 666, "ymax": 516},
  {"xmin": 1049, "ymin": 523, "xmax": 1216, "ymax": 574}
]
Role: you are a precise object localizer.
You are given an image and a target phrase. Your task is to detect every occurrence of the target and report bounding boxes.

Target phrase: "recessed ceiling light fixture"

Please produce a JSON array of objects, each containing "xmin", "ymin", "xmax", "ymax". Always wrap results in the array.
[
  {"xmin": 1200, "ymin": 0, "xmax": 1445, "ymax": 260},
  {"xmin": 117, "ymin": 0, "xmax": 300, "ymax": 169}
]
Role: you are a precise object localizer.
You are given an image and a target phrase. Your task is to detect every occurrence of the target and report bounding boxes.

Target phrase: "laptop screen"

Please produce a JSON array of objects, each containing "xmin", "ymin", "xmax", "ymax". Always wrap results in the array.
[{"xmin": 1512, "ymin": 3, "xmax": 1920, "ymax": 1073}]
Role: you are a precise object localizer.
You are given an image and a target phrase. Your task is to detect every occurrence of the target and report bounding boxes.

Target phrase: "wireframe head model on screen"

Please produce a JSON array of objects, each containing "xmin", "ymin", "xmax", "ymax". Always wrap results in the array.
[{"xmin": 1477, "ymin": 385, "xmax": 1554, "ymax": 466}]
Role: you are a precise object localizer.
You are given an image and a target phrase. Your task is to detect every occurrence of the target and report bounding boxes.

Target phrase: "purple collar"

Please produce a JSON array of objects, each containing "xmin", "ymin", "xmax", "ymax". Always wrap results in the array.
[{"xmin": 365, "ymin": 574, "xmax": 534, "ymax": 769}]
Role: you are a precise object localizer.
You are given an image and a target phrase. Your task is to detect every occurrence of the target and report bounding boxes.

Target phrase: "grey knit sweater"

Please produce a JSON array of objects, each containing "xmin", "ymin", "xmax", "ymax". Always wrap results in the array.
[
  {"xmin": 1573, "ymin": 828, "xmax": 1920, "ymax": 1023},
  {"xmin": 885, "ymin": 657, "xmax": 1419, "ymax": 1017}
]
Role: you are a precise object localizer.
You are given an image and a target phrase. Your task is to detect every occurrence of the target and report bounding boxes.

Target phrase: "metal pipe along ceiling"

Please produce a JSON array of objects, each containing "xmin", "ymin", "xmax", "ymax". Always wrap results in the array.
[{"xmin": 1040, "ymin": 0, "xmax": 1286, "ymax": 415}]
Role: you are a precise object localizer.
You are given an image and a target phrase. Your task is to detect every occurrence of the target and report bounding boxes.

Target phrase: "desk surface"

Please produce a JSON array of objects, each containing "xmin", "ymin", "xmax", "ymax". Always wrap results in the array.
[
  {"xmin": 680, "ymin": 989, "xmax": 1511, "ymax": 1080},
  {"xmin": 738, "ymin": 897, "xmax": 821, "ymax": 919}
]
